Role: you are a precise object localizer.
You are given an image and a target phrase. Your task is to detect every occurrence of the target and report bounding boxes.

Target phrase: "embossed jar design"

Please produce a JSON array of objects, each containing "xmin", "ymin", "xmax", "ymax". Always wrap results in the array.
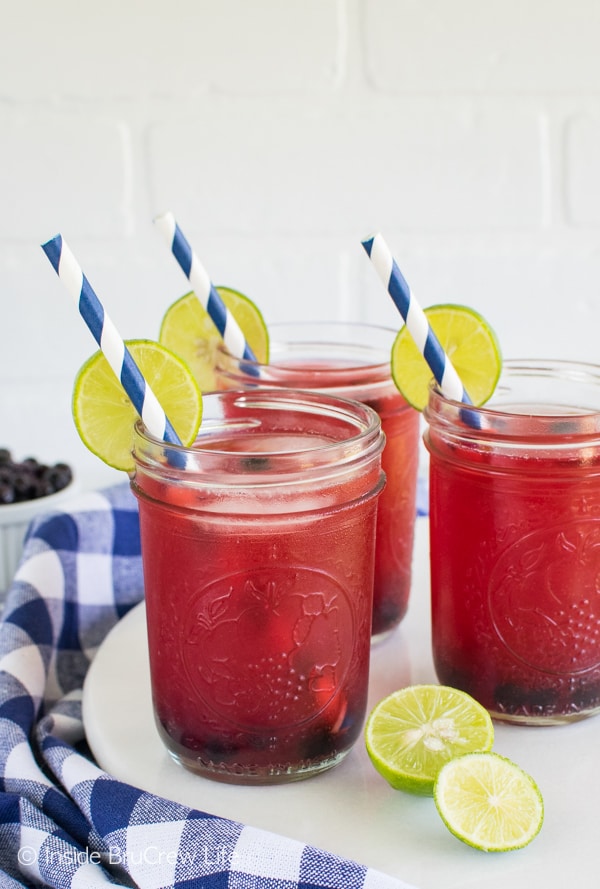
[
  {"xmin": 424, "ymin": 360, "xmax": 600, "ymax": 725},
  {"xmin": 131, "ymin": 389, "xmax": 385, "ymax": 782},
  {"xmin": 216, "ymin": 322, "xmax": 420, "ymax": 641}
]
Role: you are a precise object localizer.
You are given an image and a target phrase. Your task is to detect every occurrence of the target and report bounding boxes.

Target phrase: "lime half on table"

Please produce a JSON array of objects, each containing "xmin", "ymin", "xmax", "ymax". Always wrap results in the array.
[
  {"xmin": 159, "ymin": 286, "xmax": 270, "ymax": 391},
  {"xmin": 434, "ymin": 751, "xmax": 544, "ymax": 852},
  {"xmin": 391, "ymin": 303, "xmax": 502, "ymax": 411},
  {"xmin": 72, "ymin": 339, "xmax": 203, "ymax": 473},
  {"xmin": 365, "ymin": 685, "xmax": 494, "ymax": 796}
]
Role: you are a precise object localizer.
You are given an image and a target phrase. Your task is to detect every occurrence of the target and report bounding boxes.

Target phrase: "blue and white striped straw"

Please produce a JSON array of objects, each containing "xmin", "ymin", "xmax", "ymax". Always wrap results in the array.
[
  {"xmin": 41, "ymin": 234, "xmax": 183, "ymax": 446},
  {"xmin": 362, "ymin": 233, "xmax": 472, "ymax": 405},
  {"xmin": 154, "ymin": 211, "xmax": 257, "ymax": 363}
]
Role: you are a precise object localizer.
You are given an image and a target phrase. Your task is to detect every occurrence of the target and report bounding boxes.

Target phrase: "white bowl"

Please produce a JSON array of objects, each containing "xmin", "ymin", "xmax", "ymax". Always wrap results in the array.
[{"xmin": 0, "ymin": 477, "xmax": 79, "ymax": 595}]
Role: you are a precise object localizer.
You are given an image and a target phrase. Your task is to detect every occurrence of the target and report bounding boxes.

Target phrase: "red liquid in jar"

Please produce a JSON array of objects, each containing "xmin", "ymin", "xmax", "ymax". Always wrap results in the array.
[{"xmin": 134, "ymin": 415, "xmax": 383, "ymax": 781}]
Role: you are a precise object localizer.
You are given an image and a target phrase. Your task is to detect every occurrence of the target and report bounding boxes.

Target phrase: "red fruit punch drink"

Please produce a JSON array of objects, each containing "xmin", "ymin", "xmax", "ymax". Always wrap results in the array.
[
  {"xmin": 131, "ymin": 389, "xmax": 385, "ymax": 783},
  {"xmin": 425, "ymin": 359, "xmax": 600, "ymax": 724},
  {"xmin": 216, "ymin": 322, "xmax": 420, "ymax": 640}
]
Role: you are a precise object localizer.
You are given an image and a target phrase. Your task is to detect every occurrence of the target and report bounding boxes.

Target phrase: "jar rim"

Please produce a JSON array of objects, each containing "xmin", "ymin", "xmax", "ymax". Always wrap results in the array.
[
  {"xmin": 132, "ymin": 388, "xmax": 385, "ymax": 486},
  {"xmin": 217, "ymin": 320, "xmax": 396, "ymax": 380},
  {"xmin": 426, "ymin": 358, "xmax": 600, "ymax": 435}
]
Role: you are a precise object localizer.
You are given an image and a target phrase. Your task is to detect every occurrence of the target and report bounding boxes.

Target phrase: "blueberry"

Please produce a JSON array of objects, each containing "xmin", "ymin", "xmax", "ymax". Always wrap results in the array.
[
  {"xmin": 569, "ymin": 683, "xmax": 600, "ymax": 712},
  {"xmin": 494, "ymin": 682, "xmax": 559, "ymax": 716},
  {"xmin": 13, "ymin": 471, "xmax": 36, "ymax": 501},
  {"xmin": 0, "ymin": 483, "xmax": 15, "ymax": 505},
  {"xmin": 49, "ymin": 463, "xmax": 73, "ymax": 491},
  {"xmin": 299, "ymin": 726, "xmax": 336, "ymax": 761},
  {"xmin": 0, "ymin": 449, "xmax": 73, "ymax": 505},
  {"xmin": 239, "ymin": 456, "xmax": 271, "ymax": 471}
]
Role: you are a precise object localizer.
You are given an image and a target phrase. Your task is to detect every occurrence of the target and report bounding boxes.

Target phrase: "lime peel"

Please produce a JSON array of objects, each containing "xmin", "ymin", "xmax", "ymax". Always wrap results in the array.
[
  {"xmin": 434, "ymin": 751, "xmax": 544, "ymax": 852},
  {"xmin": 391, "ymin": 303, "xmax": 502, "ymax": 411},
  {"xmin": 72, "ymin": 339, "xmax": 202, "ymax": 473},
  {"xmin": 364, "ymin": 684, "xmax": 494, "ymax": 796},
  {"xmin": 159, "ymin": 286, "xmax": 269, "ymax": 391}
]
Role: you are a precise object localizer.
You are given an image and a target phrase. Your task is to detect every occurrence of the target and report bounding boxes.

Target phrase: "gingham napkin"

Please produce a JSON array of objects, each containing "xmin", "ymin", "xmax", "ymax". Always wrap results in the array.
[{"xmin": 0, "ymin": 482, "xmax": 419, "ymax": 889}]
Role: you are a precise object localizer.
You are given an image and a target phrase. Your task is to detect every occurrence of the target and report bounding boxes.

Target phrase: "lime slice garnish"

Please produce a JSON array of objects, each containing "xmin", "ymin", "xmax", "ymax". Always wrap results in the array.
[
  {"xmin": 434, "ymin": 751, "xmax": 544, "ymax": 852},
  {"xmin": 390, "ymin": 303, "xmax": 502, "ymax": 411},
  {"xmin": 159, "ymin": 286, "xmax": 269, "ymax": 391},
  {"xmin": 365, "ymin": 685, "xmax": 494, "ymax": 796},
  {"xmin": 72, "ymin": 339, "xmax": 202, "ymax": 472}
]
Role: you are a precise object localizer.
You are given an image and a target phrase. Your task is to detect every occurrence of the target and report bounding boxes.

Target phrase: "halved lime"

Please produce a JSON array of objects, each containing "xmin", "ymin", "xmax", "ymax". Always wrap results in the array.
[
  {"xmin": 434, "ymin": 752, "xmax": 544, "ymax": 852},
  {"xmin": 72, "ymin": 339, "xmax": 202, "ymax": 472},
  {"xmin": 159, "ymin": 286, "xmax": 269, "ymax": 391},
  {"xmin": 391, "ymin": 304, "xmax": 502, "ymax": 411},
  {"xmin": 365, "ymin": 685, "xmax": 494, "ymax": 796}
]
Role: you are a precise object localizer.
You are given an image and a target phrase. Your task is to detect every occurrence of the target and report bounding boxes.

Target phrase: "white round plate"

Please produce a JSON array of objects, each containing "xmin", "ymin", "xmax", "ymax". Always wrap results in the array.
[{"xmin": 83, "ymin": 518, "xmax": 599, "ymax": 888}]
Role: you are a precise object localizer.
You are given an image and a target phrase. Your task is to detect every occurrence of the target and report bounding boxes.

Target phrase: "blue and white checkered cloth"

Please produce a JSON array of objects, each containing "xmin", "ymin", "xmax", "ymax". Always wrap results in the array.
[{"xmin": 0, "ymin": 482, "xmax": 419, "ymax": 889}]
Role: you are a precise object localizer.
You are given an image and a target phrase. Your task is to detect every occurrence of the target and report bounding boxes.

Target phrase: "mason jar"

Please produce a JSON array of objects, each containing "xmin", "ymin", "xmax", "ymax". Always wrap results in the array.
[
  {"xmin": 131, "ymin": 388, "xmax": 385, "ymax": 782},
  {"xmin": 425, "ymin": 359, "xmax": 600, "ymax": 724},
  {"xmin": 216, "ymin": 321, "xmax": 420, "ymax": 640}
]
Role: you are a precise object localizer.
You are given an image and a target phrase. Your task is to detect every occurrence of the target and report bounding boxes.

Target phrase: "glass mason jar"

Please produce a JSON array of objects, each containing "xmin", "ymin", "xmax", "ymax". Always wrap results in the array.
[
  {"xmin": 131, "ymin": 388, "xmax": 385, "ymax": 783},
  {"xmin": 216, "ymin": 322, "xmax": 420, "ymax": 640},
  {"xmin": 424, "ymin": 359, "xmax": 600, "ymax": 725}
]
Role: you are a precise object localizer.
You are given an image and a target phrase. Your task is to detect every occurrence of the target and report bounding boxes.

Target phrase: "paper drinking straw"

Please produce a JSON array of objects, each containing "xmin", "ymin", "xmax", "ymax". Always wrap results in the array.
[
  {"xmin": 154, "ymin": 211, "xmax": 258, "ymax": 364},
  {"xmin": 362, "ymin": 233, "xmax": 472, "ymax": 405},
  {"xmin": 41, "ymin": 234, "xmax": 183, "ymax": 446}
]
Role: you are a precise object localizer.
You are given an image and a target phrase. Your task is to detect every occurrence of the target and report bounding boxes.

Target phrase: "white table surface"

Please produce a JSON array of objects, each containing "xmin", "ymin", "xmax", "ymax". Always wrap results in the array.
[{"xmin": 83, "ymin": 517, "xmax": 599, "ymax": 889}]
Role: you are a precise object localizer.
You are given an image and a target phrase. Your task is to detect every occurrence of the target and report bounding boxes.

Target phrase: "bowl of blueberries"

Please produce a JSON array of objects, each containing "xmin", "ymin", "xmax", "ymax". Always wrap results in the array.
[{"xmin": 0, "ymin": 448, "xmax": 76, "ymax": 595}]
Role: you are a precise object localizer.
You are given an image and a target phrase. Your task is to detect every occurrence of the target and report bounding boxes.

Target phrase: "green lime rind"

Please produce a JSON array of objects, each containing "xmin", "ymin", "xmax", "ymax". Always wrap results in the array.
[
  {"xmin": 391, "ymin": 303, "xmax": 502, "ymax": 411},
  {"xmin": 434, "ymin": 751, "xmax": 544, "ymax": 852},
  {"xmin": 72, "ymin": 339, "xmax": 202, "ymax": 473},
  {"xmin": 159, "ymin": 286, "xmax": 269, "ymax": 391},
  {"xmin": 365, "ymin": 684, "xmax": 494, "ymax": 796}
]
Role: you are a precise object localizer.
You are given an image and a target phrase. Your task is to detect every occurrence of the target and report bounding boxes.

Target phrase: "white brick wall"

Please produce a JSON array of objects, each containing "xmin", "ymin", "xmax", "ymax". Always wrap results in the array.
[{"xmin": 2, "ymin": 0, "xmax": 600, "ymax": 488}]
